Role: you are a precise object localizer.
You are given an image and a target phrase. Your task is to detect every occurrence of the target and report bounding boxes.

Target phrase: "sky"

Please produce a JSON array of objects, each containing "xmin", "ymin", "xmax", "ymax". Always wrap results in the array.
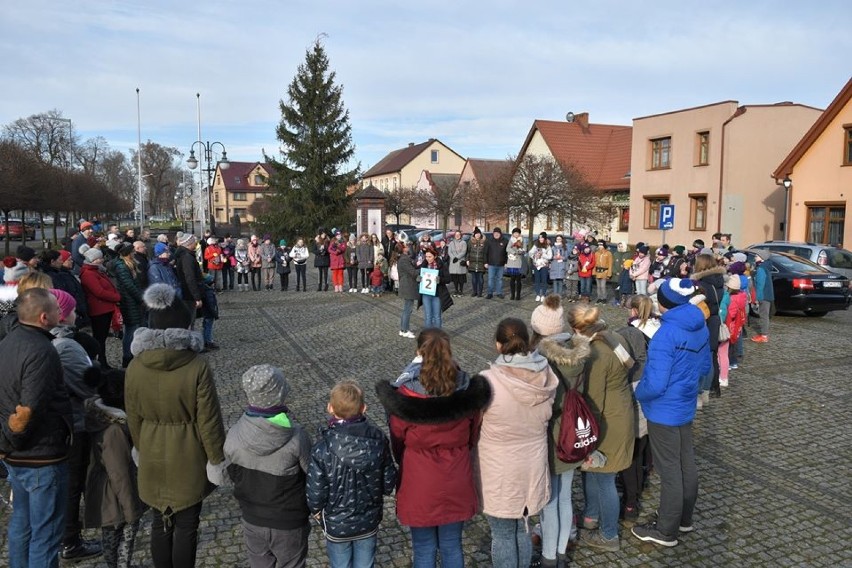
[{"xmin": 1, "ymin": 1, "xmax": 850, "ymax": 173}]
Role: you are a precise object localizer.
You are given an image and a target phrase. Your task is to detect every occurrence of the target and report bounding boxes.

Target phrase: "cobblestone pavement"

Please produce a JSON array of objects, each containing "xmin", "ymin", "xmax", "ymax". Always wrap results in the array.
[{"xmin": 2, "ymin": 275, "xmax": 851, "ymax": 567}]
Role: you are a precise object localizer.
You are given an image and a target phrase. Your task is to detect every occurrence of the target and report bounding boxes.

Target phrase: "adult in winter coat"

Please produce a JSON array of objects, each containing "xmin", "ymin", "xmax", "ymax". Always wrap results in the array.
[
  {"xmin": 248, "ymin": 236, "xmax": 263, "ymax": 291},
  {"xmin": 447, "ymin": 231, "xmax": 468, "ymax": 297},
  {"xmin": 477, "ymin": 317, "xmax": 558, "ymax": 568},
  {"xmin": 307, "ymin": 381, "xmax": 396, "ymax": 567},
  {"xmin": 565, "ymin": 244, "xmax": 581, "ymax": 301},
  {"xmin": 548, "ymin": 235, "xmax": 569, "ymax": 297},
  {"xmin": 529, "ymin": 233, "xmax": 553, "ymax": 301},
  {"xmin": 113, "ymin": 245, "xmax": 145, "ymax": 367},
  {"xmin": 467, "ymin": 228, "xmax": 487, "ymax": 297},
  {"xmin": 290, "ymin": 239, "xmax": 310, "ymax": 292},
  {"xmin": 566, "ymin": 304, "xmax": 635, "ymax": 552},
  {"xmin": 125, "ymin": 284, "xmax": 226, "ymax": 568},
  {"xmin": 692, "ymin": 254, "xmax": 726, "ymax": 398},
  {"xmin": 80, "ymin": 247, "xmax": 121, "ymax": 369},
  {"xmin": 593, "ymin": 241, "xmax": 614, "ymax": 304},
  {"xmin": 530, "ymin": 297, "xmax": 592, "ymax": 567},
  {"xmin": 314, "ymin": 232, "xmax": 331, "ymax": 291},
  {"xmin": 147, "ymin": 243, "xmax": 182, "ymax": 298},
  {"xmin": 233, "ymin": 239, "xmax": 251, "ymax": 292},
  {"xmin": 751, "ymin": 252, "xmax": 774, "ymax": 343},
  {"xmin": 260, "ymin": 236, "xmax": 277, "ymax": 291},
  {"xmin": 45, "ymin": 249, "xmax": 90, "ymax": 326},
  {"xmin": 396, "ymin": 242, "xmax": 420, "ymax": 338},
  {"xmin": 417, "ymin": 248, "xmax": 452, "ymax": 329},
  {"xmin": 630, "ymin": 245, "xmax": 651, "ymax": 295},
  {"xmin": 577, "ymin": 244, "xmax": 596, "ymax": 302},
  {"xmin": 173, "ymin": 233, "xmax": 204, "ymax": 319},
  {"xmin": 275, "ymin": 240, "xmax": 292, "ymax": 292},
  {"xmin": 631, "ymin": 278, "xmax": 711, "ymax": 548},
  {"xmin": 376, "ymin": 328, "xmax": 491, "ymax": 568},
  {"xmin": 484, "ymin": 227, "xmax": 508, "ymax": 298},
  {"xmin": 225, "ymin": 365, "xmax": 312, "ymax": 568},
  {"xmin": 505, "ymin": 228, "xmax": 527, "ymax": 301},
  {"xmin": 355, "ymin": 234, "xmax": 374, "ymax": 293}
]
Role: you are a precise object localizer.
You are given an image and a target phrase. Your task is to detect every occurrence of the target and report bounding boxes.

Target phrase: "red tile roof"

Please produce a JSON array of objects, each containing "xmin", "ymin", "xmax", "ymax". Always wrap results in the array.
[
  {"xmin": 520, "ymin": 120, "xmax": 632, "ymax": 192},
  {"xmin": 362, "ymin": 139, "xmax": 464, "ymax": 178},
  {"xmin": 466, "ymin": 158, "xmax": 513, "ymax": 187},
  {"xmin": 773, "ymin": 76, "xmax": 852, "ymax": 179},
  {"xmin": 218, "ymin": 162, "xmax": 276, "ymax": 191}
]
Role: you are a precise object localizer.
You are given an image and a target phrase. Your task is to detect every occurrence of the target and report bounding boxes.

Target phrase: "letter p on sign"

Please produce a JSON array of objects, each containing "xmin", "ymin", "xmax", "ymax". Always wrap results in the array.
[{"xmin": 659, "ymin": 204, "xmax": 675, "ymax": 230}]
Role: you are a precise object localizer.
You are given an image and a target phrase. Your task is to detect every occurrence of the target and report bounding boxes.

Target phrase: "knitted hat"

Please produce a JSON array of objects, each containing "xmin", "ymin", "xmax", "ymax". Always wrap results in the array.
[
  {"xmin": 539, "ymin": 232, "xmax": 547, "ymax": 239},
  {"xmin": 177, "ymin": 233, "xmax": 197, "ymax": 247},
  {"xmin": 157, "ymin": 233, "xmax": 169, "ymax": 243},
  {"xmin": 4, "ymin": 256, "xmax": 16, "ymax": 269},
  {"xmin": 83, "ymin": 247, "xmax": 103, "ymax": 264},
  {"xmin": 473, "ymin": 227, "xmax": 482, "ymax": 237},
  {"xmin": 657, "ymin": 278, "xmax": 696, "ymax": 309},
  {"xmin": 79, "ymin": 221, "xmax": 93, "ymax": 231},
  {"xmin": 597, "ymin": 240, "xmax": 607, "ymax": 248},
  {"xmin": 530, "ymin": 294, "xmax": 564, "ymax": 336},
  {"xmin": 732, "ymin": 252, "xmax": 747, "ymax": 263},
  {"xmin": 726, "ymin": 275, "xmax": 741, "ymax": 290},
  {"xmin": 206, "ymin": 237, "xmax": 218, "ymax": 245},
  {"xmin": 50, "ymin": 289, "xmax": 76, "ymax": 322},
  {"xmin": 242, "ymin": 364, "xmax": 290, "ymax": 410},
  {"xmin": 728, "ymin": 261, "xmax": 746, "ymax": 275},
  {"xmin": 655, "ymin": 248, "xmax": 669, "ymax": 257},
  {"xmin": 673, "ymin": 245, "xmax": 686, "ymax": 256},
  {"xmin": 58, "ymin": 250, "xmax": 72, "ymax": 263},
  {"xmin": 637, "ymin": 245, "xmax": 649, "ymax": 255},
  {"xmin": 16, "ymin": 246, "xmax": 36, "ymax": 262},
  {"xmin": 144, "ymin": 283, "xmax": 193, "ymax": 330},
  {"xmin": 693, "ymin": 239, "xmax": 705, "ymax": 249},
  {"xmin": 279, "ymin": 239, "xmax": 287, "ymax": 247},
  {"xmin": 154, "ymin": 242, "xmax": 169, "ymax": 257},
  {"xmin": 3, "ymin": 260, "xmax": 28, "ymax": 284}
]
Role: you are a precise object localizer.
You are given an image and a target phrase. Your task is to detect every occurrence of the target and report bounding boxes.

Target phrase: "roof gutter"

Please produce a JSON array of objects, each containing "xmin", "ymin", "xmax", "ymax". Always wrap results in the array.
[{"xmin": 717, "ymin": 106, "xmax": 747, "ymax": 233}]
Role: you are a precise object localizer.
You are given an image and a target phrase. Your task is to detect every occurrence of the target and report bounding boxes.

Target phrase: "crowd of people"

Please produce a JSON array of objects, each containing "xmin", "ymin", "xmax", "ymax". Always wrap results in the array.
[{"xmin": 0, "ymin": 217, "xmax": 773, "ymax": 567}]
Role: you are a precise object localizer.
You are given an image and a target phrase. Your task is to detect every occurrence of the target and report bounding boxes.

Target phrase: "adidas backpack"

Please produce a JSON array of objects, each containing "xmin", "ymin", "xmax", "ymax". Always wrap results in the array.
[{"xmin": 553, "ymin": 367, "xmax": 600, "ymax": 463}]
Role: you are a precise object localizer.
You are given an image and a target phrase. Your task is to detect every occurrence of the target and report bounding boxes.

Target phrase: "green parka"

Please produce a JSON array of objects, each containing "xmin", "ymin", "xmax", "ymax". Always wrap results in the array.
[{"xmin": 125, "ymin": 327, "xmax": 226, "ymax": 514}]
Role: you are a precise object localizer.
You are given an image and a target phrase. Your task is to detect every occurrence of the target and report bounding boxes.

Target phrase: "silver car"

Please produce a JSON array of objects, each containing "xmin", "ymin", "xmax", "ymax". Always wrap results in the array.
[{"xmin": 745, "ymin": 241, "xmax": 852, "ymax": 280}]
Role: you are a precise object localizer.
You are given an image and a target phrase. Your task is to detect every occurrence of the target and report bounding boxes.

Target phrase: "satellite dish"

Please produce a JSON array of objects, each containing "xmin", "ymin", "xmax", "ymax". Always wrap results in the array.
[{"xmin": 566, "ymin": 112, "xmax": 575, "ymax": 122}]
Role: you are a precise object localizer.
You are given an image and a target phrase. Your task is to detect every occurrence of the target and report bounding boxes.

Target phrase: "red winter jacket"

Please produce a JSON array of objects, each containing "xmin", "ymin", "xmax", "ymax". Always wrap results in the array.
[
  {"xmin": 375, "ymin": 377, "xmax": 491, "ymax": 527},
  {"xmin": 578, "ymin": 252, "xmax": 596, "ymax": 278},
  {"xmin": 329, "ymin": 240, "xmax": 347, "ymax": 270},
  {"xmin": 80, "ymin": 264, "xmax": 121, "ymax": 317},
  {"xmin": 725, "ymin": 291, "xmax": 748, "ymax": 345}
]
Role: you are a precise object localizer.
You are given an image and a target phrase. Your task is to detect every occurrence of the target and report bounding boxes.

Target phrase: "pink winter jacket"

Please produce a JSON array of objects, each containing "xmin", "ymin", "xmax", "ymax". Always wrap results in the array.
[{"xmin": 476, "ymin": 355, "xmax": 558, "ymax": 519}]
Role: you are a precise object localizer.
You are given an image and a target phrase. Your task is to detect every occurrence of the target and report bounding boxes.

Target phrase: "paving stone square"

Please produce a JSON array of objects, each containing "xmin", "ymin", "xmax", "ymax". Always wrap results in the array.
[{"xmin": 2, "ymin": 274, "xmax": 851, "ymax": 567}]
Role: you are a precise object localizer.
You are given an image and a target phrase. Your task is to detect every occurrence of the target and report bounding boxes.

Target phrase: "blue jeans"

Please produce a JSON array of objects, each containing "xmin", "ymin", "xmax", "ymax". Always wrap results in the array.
[
  {"xmin": 401, "ymin": 298, "xmax": 415, "ymax": 332},
  {"xmin": 410, "ymin": 522, "xmax": 463, "ymax": 568},
  {"xmin": 6, "ymin": 461, "xmax": 69, "ymax": 568},
  {"xmin": 579, "ymin": 276, "xmax": 593, "ymax": 297},
  {"xmin": 540, "ymin": 470, "xmax": 576, "ymax": 561},
  {"xmin": 202, "ymin": 318, "xmax": 214, "ymax": 344},
  {"xmin": 552, "ymin": 279, "xmax": 564, "ymax": 295},
  {"xmin": 326, "ymin": 534, "xmax": 377, "ymax": 568},
  {"xmin": 534, "ymin": 268, "xmax": 549, "ymax": 296},
  {"xmin": 422, "ymin": 294, "xmax": 442, "ymax": 329},
  {"xmin": 583, "ymin": 471, "xmax": 620, "ymax": 540},
  {"xmin": 486, "ymin": 515, "xmax": 532, "ymax": 568},
  {"xmin": 487, "ymin": 265, "xmax": 504, "ymax": 296},
  {"xmin": 700, "ymin": 368, "xmax": 713, "ymax": 393},
  {"xmin": 122, "ymin": 323, "xmax": 138, "ymax": 364},
  {"xmin": 471, "ymin": 272, "xmax": 484, "ymax": 295}
]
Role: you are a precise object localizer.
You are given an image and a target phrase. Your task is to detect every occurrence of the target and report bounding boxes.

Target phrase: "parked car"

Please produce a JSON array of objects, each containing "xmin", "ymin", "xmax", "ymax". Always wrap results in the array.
[
  {"xmin": 744, "ymin": 249, "xmax": 850, "ymax": 316},
  {"xmin": 385, "ymin": 223, "xmax": 417, "ymax": 234},
  {"xmin": 0, "ymin": 220, "xmax": 36, "ymax": 240},
  {"xmin": 746, "ymin": 241, "xmax": 852, "ymax": 281}
]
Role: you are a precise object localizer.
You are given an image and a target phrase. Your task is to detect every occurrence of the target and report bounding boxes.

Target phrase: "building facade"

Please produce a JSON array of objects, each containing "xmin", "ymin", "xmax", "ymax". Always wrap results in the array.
[{"xmin": 211, "ymin": 162, "xmax": 275, "ymax": 225}]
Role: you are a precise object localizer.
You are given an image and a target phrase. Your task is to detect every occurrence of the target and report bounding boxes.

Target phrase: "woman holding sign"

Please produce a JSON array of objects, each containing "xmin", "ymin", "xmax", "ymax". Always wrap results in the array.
[{"xmin": 418, "ymin": 247, "xmax": 452, "ymax": 329}]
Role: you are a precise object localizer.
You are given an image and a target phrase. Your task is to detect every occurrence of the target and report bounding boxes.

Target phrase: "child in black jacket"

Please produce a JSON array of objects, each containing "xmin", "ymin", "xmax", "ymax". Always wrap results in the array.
[{"xmin": 307, "ymin": 381, "xmax": 397, "ymax": 568}]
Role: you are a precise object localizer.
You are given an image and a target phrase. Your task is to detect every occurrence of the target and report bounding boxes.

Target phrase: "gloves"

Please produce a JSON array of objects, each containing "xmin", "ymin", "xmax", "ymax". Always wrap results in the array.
[
  {"xmin": 8, "ymin": 405, "xmax": 32, "ymax": 433},
  {"xmin": 206, "ymin": 459, "xmax": 230, "ymax": 486}
]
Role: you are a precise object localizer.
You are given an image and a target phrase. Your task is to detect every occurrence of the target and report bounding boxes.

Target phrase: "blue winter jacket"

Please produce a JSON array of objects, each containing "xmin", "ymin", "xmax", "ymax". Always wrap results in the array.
[
  {"xmin": 635, "ymin": 303, "xmax": 711, "ymax": 427},
  {"xmin": 754, "ymin": 263, "xmax": 775, "ymax": 302},
  {"xmin": 147, "ymin": 259, "xmax": 183, "ymax": 300}
]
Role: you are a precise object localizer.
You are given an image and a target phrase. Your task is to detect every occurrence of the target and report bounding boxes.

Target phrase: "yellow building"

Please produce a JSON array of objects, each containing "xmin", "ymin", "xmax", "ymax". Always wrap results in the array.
[
  {"xmin": 361, "ymin": 139, "xmax": 465, "ymax": 193},
  {"xmin": 774, "ymin": 77, "xmax": 852, "ymax": 247},
  {"xmin": 211, "ymin": 162, "xmax": 275, "ymax": 224}
]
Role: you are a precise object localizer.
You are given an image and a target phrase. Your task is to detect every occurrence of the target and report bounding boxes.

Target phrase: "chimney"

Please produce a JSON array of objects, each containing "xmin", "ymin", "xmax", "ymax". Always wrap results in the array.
[
  {"xmin": 408, "ymin": 142, "xmax": 414, "ymax": 147},
  {"xmin": 575, "ymin": 112, "xmax": 589, "ymax": 128}
]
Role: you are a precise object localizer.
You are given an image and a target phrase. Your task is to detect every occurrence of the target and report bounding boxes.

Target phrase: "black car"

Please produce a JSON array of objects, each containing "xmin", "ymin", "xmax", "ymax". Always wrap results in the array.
[{"xmin": 745, "ymin": 249, "xmax": 851, "ymax": 316}]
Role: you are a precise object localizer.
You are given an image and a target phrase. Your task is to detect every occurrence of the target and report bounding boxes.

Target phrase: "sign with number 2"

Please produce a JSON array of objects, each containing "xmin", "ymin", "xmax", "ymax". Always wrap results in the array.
[{"xmin": 419, "ymin": 268, "xmax": 438, "ymax": 296}]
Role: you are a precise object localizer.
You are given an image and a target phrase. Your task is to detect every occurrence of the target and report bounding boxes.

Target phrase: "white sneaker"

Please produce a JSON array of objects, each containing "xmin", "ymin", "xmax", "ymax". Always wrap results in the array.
[
  {"xmin": 400, "ymin": 331, "xmax": 415, "ymax": 339},
  {"xmin": 720, "ymin": 377, "xmax": 729, "ymax": 387},
  {"xmin": 535, "ymin": 295, "xmax": 540, "ymax": 302},
  {"xmin": 362, "ymin": 288, "xmax": 368, "ymax": 294},
  {"xmin": 696, "ymin": 396, "xmax": 704, "ymax": 410},
  {"xmin": 701, "ymin": 391, "xmax": 710, "ymax": 405}
]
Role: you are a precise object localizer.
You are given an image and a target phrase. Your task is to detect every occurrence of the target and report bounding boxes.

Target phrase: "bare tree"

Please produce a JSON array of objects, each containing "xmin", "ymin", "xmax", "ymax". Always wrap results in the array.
[
  {"xmin": 130, "ymin": 141, "xmax": 182, "ymax": 217},
  {"xmin": 508, "ymin": 154, "xmax": 599, "ymax": 242},
  {"xmin": 413, "ymin": 175, "xmax": 463, "ymax": 232},
  {"xmin": 383, "ymin": 185, "xmax": 417, "ymax": 224},
  {"xmin": 2, "ymin": 109, "xmax": 77, "ymax": 167},
  {"xmin": 0, "ymin": 140, "xmax": 44, "ymax": 253},
  {"xmin": 461, "ymin": 159, "xmax": 513, "ymax": 230},
  {"xmin": 97, "ymin": 150, "xmax": 137, "ymax": 202}
]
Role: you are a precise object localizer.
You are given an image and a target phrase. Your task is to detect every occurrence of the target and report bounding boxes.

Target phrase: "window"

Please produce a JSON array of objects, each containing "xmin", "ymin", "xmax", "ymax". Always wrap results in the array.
[
  {"xmin": 689, "ymin": 194, "xmax": 707, "ymax": 231},
  {"xmin": 214, "ymin": 192, "xmax": 219, "ymax": 203},
  {"xmin": 650, "ymin": 137, "xmax": 671, "ymax": 169},
  {"xmin": 393, "ymin": 177, "xmax": 398, "ymax": 189},
  {"xmin": 806, "ymin": 205, "xmax": 845, "ymax": 245},
  {"xmin": 696, "ymin": 131, "xmax": 710, "ymax": 166},
  {"xmin": 431, "ymin": 149, "xmax": 439, "ymax": 163},
  {"xmin": 618, "ymin": 207, "xmax": 629, "ymax": 231},
  {"xmin": 546, "ymin": 213, "xmax": 553, "ymax": 230},
  {"xmin": 644, "ymin": 196, "xmax": 669, "ymax": 229},
  {"xmin": 233, "ymin": 192, "xmax": 247, "ymax": 201},
  {"xmin": 233, "ymin": 208, "xmax": 247, "ymax": 221},
  {"xmin": 454, "ymin": 208, "xmax": 462, "ymax": 227},
  {"xmin": 844, "ymin": 127, "xmax": 852, "ymax": 165},
  {"xmin": 254, "ymin": 174, "xmax": 265, "ymax": 185}
]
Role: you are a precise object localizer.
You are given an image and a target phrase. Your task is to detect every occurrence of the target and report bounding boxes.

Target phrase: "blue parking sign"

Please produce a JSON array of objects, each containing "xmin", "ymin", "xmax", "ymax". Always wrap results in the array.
[{"xmin": 659, "ymin": 204, "xmax": 675, "ymax": 230}]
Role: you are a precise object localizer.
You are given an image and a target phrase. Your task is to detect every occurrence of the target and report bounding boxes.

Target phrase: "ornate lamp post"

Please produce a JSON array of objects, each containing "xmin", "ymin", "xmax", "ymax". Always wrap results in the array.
[
  {"xmin": 187, "ymin": 141, "xmax": 229, "ymax": 233},
  {"xmin": 782, "ymin": 176, "xmax": 792, "ymax": 241}
]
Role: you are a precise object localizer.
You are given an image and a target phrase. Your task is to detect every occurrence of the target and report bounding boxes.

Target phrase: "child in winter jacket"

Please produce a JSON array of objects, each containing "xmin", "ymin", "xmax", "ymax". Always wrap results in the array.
[
  {"xmin": 617, "ymin": 259, "xmax": 634, "ymax": 306},
  {"xmin": 201, "ymin": 273, "xmax": 219, "ymax": 351},
  {"xmin": 225, "ymin": 365, "xmax": 312, "ymax": 568},
  {"xmin": 307, "ymin": 382, "xmax": 396, "ymax": 568},
  {"xmin": 370, "ymin": 253, "xmax": 387, "ymax": 297}
]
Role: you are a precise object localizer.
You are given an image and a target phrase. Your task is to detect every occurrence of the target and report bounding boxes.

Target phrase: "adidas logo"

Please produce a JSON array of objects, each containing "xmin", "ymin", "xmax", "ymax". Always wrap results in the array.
[{"xmin": 574, "ymin": 417, "xmax": 598, "ymax": 449}]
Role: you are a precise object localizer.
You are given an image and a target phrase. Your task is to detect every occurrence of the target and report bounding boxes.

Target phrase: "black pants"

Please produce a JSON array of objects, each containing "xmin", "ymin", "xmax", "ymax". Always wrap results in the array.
[
  {"xmin": 250, "ymin": 267, "xmax": 261, "ymax": 291},
  {"xmin": 509, "ymin": 274, "xmax": 523, "ymax": 299},
  {"xmin": 278, "ymin": 273, "xmax": 290, "ymax": 290},
  {"xmin": 619, "ymin": 435, "xmax": 649, "ymax": 509},
  {"xmin": 347, "ymin": 267, "xmax": 358, "ymax": 289},
  {"xmin": 295, "ymin": 264, "xmax": 307, "ymax": 290},
  {"xmin": 451, "ymin": 274, "xmax": 466, "ymax": 294},
  {"xmin": 471, "ymin": 271, "xmax": 484, "ymax": 296},
  {"xmin": 222, "ymin": 266, "xmax": 234, "ymax": 290},
  {"xmin": 151, "ymin": 502, "xmax": 203, "ymax": 568},
  {"xmin": 359, "ymin": 268, "xmax": 370, "ymax": 288},
  {"xmin": 647, "ymin": 421, "xmax": 698, "ymax": 538},
  {"xmin": 317, "ymin": 266, "xmax": 328, "ymax": 289},
  {"xmin": 90, "ymin": 312, "xmax": 113, "ymax": 368},
  {"xmin": 62, "ymin": 432, "xmax": 91, "ymax": 547},
  {"xmin": 237, "ymin": 271, "xmax": 248, "ymax": 285}
]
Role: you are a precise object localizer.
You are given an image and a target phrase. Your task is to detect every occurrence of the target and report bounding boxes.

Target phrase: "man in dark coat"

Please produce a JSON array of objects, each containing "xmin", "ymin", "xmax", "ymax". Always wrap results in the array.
[
  {"xmin": 483, "ymin": 227, "xmax": 508, "ymax": 299},
  {"xmin": 173, "ymin": 233, "xmax": 203, "ymax": 325},
  {"xmin": 0, "ymin": 288, "xmax": 74, "ymax": 566}
]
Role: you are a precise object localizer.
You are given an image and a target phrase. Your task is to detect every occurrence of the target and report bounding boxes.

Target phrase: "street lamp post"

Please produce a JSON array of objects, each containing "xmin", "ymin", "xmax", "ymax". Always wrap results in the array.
[
  {"xmin": 187, "ymin": 141, "xmax": 229, "ymax": 233},
  {"xmin": 782, "ymin": 176, "xmax": 792, "ymax": 241}
]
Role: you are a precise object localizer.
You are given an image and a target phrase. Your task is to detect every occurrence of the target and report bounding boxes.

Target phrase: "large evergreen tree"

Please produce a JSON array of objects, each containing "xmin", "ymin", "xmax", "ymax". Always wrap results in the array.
[{"xmin": 261, "ymin": 39, "xmax": 359, "ymax": 238}]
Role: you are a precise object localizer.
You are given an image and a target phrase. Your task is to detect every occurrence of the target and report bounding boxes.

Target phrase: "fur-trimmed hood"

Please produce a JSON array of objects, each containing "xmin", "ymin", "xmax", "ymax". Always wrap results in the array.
[
  {"xmin": 691, "ymin": 265, "xmax": 727, "ymax": 281},
  {"xmin": 84, "ymin": 397, "xmax": 127, "ymax": 432},
  {"xmin": 376, "ymin": 374, "xmax": 491, "ymax": 424},
  {"xmin": 536, "ymin": 333, "xmax": 591, "ymax": 367},
  {"xmin": 130, "ymin": 327, "xmax": 205, "ymax": 372}
]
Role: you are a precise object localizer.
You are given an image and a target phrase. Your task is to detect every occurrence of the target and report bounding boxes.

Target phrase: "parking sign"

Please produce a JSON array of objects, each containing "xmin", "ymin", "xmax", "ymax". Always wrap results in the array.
[{"xmin": 659, "ymin": 204, "xmax": 675, "ymax": 230}]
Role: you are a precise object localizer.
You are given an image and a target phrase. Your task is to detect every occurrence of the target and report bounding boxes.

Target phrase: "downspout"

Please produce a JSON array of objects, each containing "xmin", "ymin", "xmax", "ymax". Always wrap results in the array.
[
  {"xmin": 224, "ymin": 169, "xmax": 229, "ymax": 227},
  {"xmin": 717, "ymin": 106, "xmax": 746, "ymax": 234}
]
